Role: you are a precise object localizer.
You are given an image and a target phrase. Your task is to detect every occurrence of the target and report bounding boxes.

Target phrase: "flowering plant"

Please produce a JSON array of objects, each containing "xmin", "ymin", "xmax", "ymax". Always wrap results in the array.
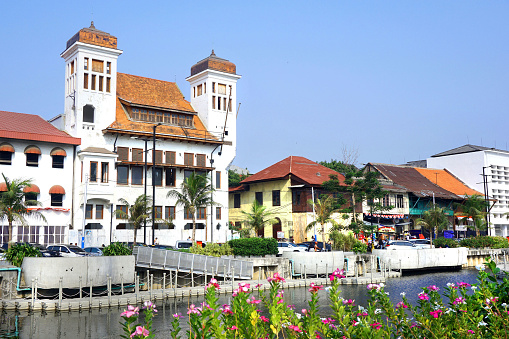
[{"xmin": 121, "ymin": 259, "xmax": 509, "ymax": 338}]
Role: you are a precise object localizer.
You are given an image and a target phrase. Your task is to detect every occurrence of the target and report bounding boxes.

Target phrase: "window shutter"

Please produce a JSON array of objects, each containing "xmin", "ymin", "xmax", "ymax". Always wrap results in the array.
[
  {"xmin": 117, "ymin": 147, "xmax": 129, "ymax": 161},
  {"xmin": 166, "ymin": 151, "xmax": 176, "ymax": 164}
]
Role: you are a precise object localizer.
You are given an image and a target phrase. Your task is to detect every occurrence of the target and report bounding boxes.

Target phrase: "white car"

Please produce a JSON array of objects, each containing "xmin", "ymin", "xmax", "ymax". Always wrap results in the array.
[
  {"xmin": 385, "ymin": 241, "xmax": 417, "ymax": 250},
  {"xmin": 409, "ymin": 239, "xmax": 435, "ymax": 249},
  {"xmin": 277, "ymin": 242, "xmax": 307, "ymax": 255},
  {"xmin": 47, "ymin": 244, "xmax": 88, "ymax": 257}
]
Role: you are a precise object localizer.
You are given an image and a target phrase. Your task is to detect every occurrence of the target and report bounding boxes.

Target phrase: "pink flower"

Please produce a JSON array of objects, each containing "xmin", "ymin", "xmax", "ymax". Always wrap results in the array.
[
  {"xmin": 220, "ymin": 304, "xmax": 233, "ymax": 315},
  {"xmin": 342, "ymin": 299, "xmax": 355, "ymax": 306},
  {"xmin": 260, "ymin": 316, "xmax": 269, "ymax": 322},
  {"xmin": 255, "ymin": 283, "xmax": 263, "ymax": 288},
  {"xmin": 367, "ymin": 283, "xmax": 381, "ymax": 291},
  {"xmin": 356, "ymin": 312, "xmax": 368, "ymax": 317},
  {"xmin": 457, "ymin": 282, "xmax": 471, "ymax": 288},
  {"xmin": 453, "ymin": 297, "xmax": 465, "ymax": 305},
  {"xmin": 428, "ymin": 285, "xmax": 439, "ymax": 291},
  {"xmin": 228, "ymin": 326, "xmax": 238, "ymax": 330},
  {"xmin": 410, "ymin": 322, "xmax": 420, "ymax": 329},
  {"xmin": 468, "ymin": 330, "xmax": 475, "ymax": 334},
  {"xmin": 287, "ymin": 304, "xmax": 295, "ymax": 309},
  {"xmin": 121, "ymin": 305, "xmax": 139, "ymax": 318},
  {"xmin": 329, "ymin": 268, "xmax": 346, "ymax": 281},
  {"xmin": 187, "ymin": 304, "xmax": 201, "ymax": 315},
  {"xmin": 277, "ymin": 299, "xmax": 283, "ymax": 304},
  {"xmin": 308, "ymin": 282, "xmax": 324, "ymax": 293},
  {"xmin": 302, "ymin": 309, "xmax": 308, "ymax": 315},
  {"xmin": 143, "ymin": 301, "xmax": 157, "ymax": 312},
  {"xmin": 172, "ymin": 313, "xmax": 182, "ymax": 319},
  {"xmin": 322, "ymin": 318, "xmax": 335, "ymax": 324},
  {"xmin": 247, "ymin": 298, "xmax": 261, "ymax": 304},
  {"xmin": 267, "ymin": 272, "xmax": 285, "ymax": 283},
  {"xmin": 207, "ymin": 278, "xmax": 220, "ymax": 289},
  {"xmin": 288, "ymin": 325, "xmax": 302, "ymax": 333},
  {"xmin": 370, "ymin": 322, "xmax": 382, "ymax": 330},
  {"xmin": 418, "ymin": 292, "xmax": 429, "ymax": 301},
  {"xmin": 430, "ymin": 310, "xmax": 443, "ymax": 318},
  {"xmin": 396, "ymin": 301, "xmax": 408, "ymax": 309},
  {"xmin": 130, "ymin": 326, "xmax": 149, "ymax": 338}
]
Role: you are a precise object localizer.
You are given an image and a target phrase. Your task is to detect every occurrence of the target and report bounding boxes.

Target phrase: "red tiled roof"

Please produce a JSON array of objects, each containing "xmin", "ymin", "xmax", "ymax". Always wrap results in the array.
[
  {"xmin": 241, "ymin": 156, "xmax": 345, "ymax": 186},
  {"xmin": 415, "ymin": 168, "xmax": 482, "ymax": 197},
  {"xmin": 0, "ymin": 111, "xmax": 81, "ymax": 145},
  {"xmin": 105, "ymin": 73, "xmax": 218, "ymax": 142},
  {"xmin": 229, "ymin": 186, "xmax": 246, "ymax": 193}
]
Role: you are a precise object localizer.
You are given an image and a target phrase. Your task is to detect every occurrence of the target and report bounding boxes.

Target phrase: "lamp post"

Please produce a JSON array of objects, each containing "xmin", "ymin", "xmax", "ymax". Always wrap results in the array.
[
  {"xmin": 152, "ymin": 123, "xmax": 162, "ymax": 245},
  {"xmin": 482, "ymin": 165, "xmax": 493, "ymax": 236}
]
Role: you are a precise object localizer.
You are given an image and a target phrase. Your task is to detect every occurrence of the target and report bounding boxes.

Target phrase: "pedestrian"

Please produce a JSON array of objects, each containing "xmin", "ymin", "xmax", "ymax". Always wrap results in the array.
[
  {"xmin": 154, "ymin": 237, "xmax": 159, "ymax": 245},
  {"xmin": 187, "ymin": 236, "xmax": 191, "ymax": 241}
]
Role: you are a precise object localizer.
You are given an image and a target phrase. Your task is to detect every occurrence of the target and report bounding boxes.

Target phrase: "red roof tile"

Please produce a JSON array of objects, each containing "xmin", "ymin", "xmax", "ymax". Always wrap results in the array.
[
  {"xmin": 105, "ymin": 73, "xmax": 219, "ymax": 143},
  {"xmin": 415, "ymin": 168, "xmax": 482, "ymax": 197},
  {"xmin": 241, "ymin": 156, "xmax": 345, "ymax": 186},
  {"xmin": 0, "ymin": 111, "xmax": 81, "ymax": 145}
]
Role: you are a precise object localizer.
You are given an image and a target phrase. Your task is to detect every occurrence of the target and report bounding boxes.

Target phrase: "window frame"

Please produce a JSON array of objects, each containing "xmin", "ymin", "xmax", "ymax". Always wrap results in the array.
[
  {"xmin": 117, "ymin": 165, "xmax": 129, "ymax": 185},
  {"xmin": 90, "ymin": 162, "xmax": 98, "ymax": 182},
  {"xmin": 96, "ymin": 204, "xmax": 104, "ymax": 219},
  {"xmin": 272, "ymin": 190, "xmax": 281, "ymax": 206},
  {"xmin": 234, "ymin": 194, "xmax": 241, "ymax": 208},
  {"xmin": 165, "ymin": 206, "xmax": 176, "ymax": 220},
  {"xmin": 216, "ymin": 171, "xmax": 221, "ymax": 189},
  {"xmin": 26, "ymin": 153, "xmax": 39, "ymax": 167},
  {"xmin": 85, "ymin": 204, "xmax": 93, "ymax": 219},
  {"xmin": 255, "ymin": 192, "xmax": 263, "ymax": 206},
  {"xmin": 131, "ymin": 166, "xmax": 144, "ymax": 185},
  {"xmin": 216, "ymin": 207, "xmax": 221, "ymax": 220}
]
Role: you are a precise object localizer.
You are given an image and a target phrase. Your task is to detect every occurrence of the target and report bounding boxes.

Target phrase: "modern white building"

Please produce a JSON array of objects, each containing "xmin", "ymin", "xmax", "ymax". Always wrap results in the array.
[
  {"xmin": 0, "ymin": 111, "xmax": 81, "ymax": 245},
  {"xmin": 51, "ymin": 22, "xmax": 240, "ymax": 246},
  {"xmin": 427, "ymin": 144, "xmax": 509, "ymax": 237}
]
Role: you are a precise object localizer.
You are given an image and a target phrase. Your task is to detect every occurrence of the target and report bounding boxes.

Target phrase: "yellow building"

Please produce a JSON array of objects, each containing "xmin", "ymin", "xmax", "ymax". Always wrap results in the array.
[{"xmin": 228, "ymin": 156, "xmax": 349, "ymax": 242}]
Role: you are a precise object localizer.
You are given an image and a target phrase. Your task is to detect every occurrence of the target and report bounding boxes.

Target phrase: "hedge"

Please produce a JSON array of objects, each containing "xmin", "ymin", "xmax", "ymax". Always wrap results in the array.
[
  {"xmin": 433, "ymin": 237, "xmax": 459, "ymax": 248},
  {"xmin": 228, "ymin": 238, "xmax": 278, "ymax": 256},
  {"xmin": 459, "ymin": 236, "xmax": 509, "ymax": 249}
]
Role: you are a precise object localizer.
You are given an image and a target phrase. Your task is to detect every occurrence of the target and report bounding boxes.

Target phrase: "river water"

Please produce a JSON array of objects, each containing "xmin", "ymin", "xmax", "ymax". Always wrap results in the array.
[{"xmin": 0, "ymin": 268, "xmax": 480, "ymax": 338}]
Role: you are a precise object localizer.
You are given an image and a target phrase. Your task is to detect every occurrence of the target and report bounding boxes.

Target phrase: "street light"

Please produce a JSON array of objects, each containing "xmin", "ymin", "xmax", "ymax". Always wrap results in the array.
[
  {"xmin": 131, "ymin": 136, "xmax": 151, "ymax": 244},
  {"xmin": 482, "ymin": 165, "xmax": 494, "ymax": 236},
  {"xmin": 152, "ymin": 123, "xmax": 162, "ymax": 245}
]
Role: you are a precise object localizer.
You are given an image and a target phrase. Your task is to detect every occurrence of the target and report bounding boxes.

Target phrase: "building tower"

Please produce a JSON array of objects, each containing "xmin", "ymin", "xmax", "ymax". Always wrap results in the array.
[{"xmin": 60, "ymin": 22, "xmax": 123, "ymax": 148}]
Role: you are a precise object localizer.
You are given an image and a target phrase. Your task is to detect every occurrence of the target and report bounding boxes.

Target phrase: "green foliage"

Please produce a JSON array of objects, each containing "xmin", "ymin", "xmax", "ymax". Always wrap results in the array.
[
  {"xmin": 4, "ymin": 243, "xmax": 41, "ymax": 267},
  {"xmin": 228, "ymin": 237, "xmax": 278, "ymax": 256},
  {"xmin": 416, "ymin": 206, "xmax": 450, "ymax": 247},
  {"xmin": 319, "ymin": 159, "xmax": 357, "ymax": 174},
  {"xmin": 189, "ymin": 242, "xmax": 233, "ymax": 257},
  {"xmin": 228, "ymin": 169, "xmax": 250, "ymax": 188},
  {"xmin": 306, "ymin": 195, "xmax": 339, "ymax": 246},
  {"xmin": 433, "ymin": 237, "xmax": 459, "ymax": 248},
  {"xmin": 103, "ymin": 242, "xmax": 132, "ymax": 256},
  {"xmin": 459, "ymin": 236, "xmax": 509, "ymax": 249},
  {"xmin": 116, "ymin": 194, "xmax": 152, "ymax": 247},
  {"xmin": 455, "ymin": 194, "xmax": 489, "ymax": 237},
  {"xmin": 352, "ymin": 241, "xmax": 367, "ymax": 254},
  {"xmin": 241, "ymin": 201, "xmax": 276, "ymax": 237}
]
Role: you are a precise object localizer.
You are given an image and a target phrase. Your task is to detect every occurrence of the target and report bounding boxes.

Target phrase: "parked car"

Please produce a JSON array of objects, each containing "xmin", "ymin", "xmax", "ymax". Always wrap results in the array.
[
  {"xmin": 385, "ymin": 241, "xmax": 417, "ymax": 250},
  {"xmin": 84, "ymin": 246, "xmax": 104, "ymax": 256},
  {"xmin": 298, "ymin": 241, "xmax": 332, "ymax": 252},
  {"xmin": 409, "ymin": 239, "xmax": 434, "ymax": 249},
  {"xmin": 47, "ymin": 244, "xmax": 88, "ymax": 257},
  {"xmin": 151, "ymin": 244, "xmax": 174, "ymax": 250},
  {"xmin": 27, "ymin": 243, "xmax": 62, "ymax": 257},
  {"xmin": 174, "ymin": 240, "xmax": 206, "ymax": 249},
  {"xmin": 277, "ymin": 242, "xmax": 307, "ymax": 255}
]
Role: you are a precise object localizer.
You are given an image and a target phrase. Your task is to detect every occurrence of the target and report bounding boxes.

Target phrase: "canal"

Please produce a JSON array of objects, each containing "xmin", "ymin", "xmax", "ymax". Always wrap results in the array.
[{"xmin": 0, "ymin": 268, "xmax": 480, "ymax": 338}]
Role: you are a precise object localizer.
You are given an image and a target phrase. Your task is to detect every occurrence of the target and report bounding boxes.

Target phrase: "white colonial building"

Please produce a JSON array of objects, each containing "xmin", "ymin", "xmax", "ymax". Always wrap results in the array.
[
  {"xmin": 0, "ymin": 111, "xmax": 81, "ymax": 245},
  {"xmin": 50, "ymin": 23, "xmax": 240, "ymax": 246},
  {"xmin": 427, "ymin": 144, "xmax": 509, "ymax": 237}
]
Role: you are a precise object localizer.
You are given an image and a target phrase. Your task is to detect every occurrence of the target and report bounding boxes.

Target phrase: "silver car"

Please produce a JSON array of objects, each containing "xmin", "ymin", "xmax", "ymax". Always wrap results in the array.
[
  {"xmin": 277, "ymin": 242, "xmax": 307, "ymax": 255},
  {"xmin": 385, "ymin": 241, "xmax": 417, "ymax": 250},
  {"xmin": 47, "ymin": 245, "xmax": 88, "ymax": 257},
  {"xmin": 410, "ymin": 239, "xmax": 435, "ymax": 249}
]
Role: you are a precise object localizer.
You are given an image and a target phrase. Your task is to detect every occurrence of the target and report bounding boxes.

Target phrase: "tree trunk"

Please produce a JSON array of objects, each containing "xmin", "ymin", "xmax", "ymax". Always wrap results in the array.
[
  {"xmin": 133, "ymin": 226, "xmax": 137, "ymax": 247},
  {"xmin": 8, "ymin": 220, "xmax": 13, "ymax": 249},
  {"xmin": 192, "ymin": 215, "xmax": 196, "ymax": 243},
  {"xmin": 322, "ymin": 224, "xmax": 326, "ymax": 251}
]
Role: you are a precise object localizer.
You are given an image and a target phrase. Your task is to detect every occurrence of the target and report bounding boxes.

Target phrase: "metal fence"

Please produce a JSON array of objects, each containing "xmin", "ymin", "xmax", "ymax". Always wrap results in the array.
[{"xmin": 134, "ymin": 246, "xmax": 253, "ymax": 279}]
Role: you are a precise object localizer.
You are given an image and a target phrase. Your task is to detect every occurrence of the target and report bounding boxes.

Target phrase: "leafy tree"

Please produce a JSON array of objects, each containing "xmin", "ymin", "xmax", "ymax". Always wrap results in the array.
[
  {"xmin": 306, "ymin": 195, "xmax": 339, "ymax": 246},
  {"xmin": 4, "ymin": 243, "xmax": 41, "ymax": 266},
  {"xmin": 103, "ymin": 242, "xmax": 132, "ymax": 256},
  {"xmin": 241, "ymin": 200, "xmax": 276, "ymax": 237},
  {"xmin": 115, "ymin": 194, "xmax": 152, "ymax": 247},
  {"xmin": 454, "ymin": 194, "xmax": 489, "ymax": 237},
  {"xmin": 167, "ymin": 172, "xmax": 214, "ymax": 243},
  {"xmin": 0, "ymin": 173, "xmax": 46, "ymax": 247},
  {"xmin": 319, "ymin": 159, "xmax": 357, "ymax": 174},
  {"xmin": 416, "ymin": 205, "xmax": 449, "ymax": 248},
  {"xmin": 228, "ymin": 169, "xmax": 250, "ymax": 188}
]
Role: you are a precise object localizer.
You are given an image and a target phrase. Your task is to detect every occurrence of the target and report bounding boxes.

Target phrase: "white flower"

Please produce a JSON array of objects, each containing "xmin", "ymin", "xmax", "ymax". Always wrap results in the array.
[
  {"xmin": 502, "ymin": 303, "xmax": 507, "ymax": 308},
  {"xmin": 471, "ymin": 286, "xmax": 478, "ymax": 290},
  {"xmin": 375, "ymin": 308, "xmax": 382, "ymax": 314},
  {"xmin": 379, "ymin": 283, "xmax": 385, "ymax": 287},
  {"xmin": 476, "ymin": 265, "xmax": 485, "ymax": 271},
  {"xmin": 446, "ymin": 283, "xmax": 455, "ymax": 288},
  {"xmin": 479, "ymin": 321, "xmax": 487, "ymax": 326},
  {"xmin": 400, "ymin": 292, "xmax": 406, "ymax": 297},
  {"xmin": 358, "ymin": 305, "xmax": 365, "ymax": 311},
  {"xmin": 295, "ymin": 313, "xmax": 302, "ymax": 319},
  {"xmin": 385, "ymin": 292, "xmax": 390, "ymax": 296}
]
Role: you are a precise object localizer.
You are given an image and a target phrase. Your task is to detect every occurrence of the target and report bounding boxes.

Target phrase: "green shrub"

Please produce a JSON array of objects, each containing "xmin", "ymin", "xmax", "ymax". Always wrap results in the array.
[
  {"xmin": 190, "ymin": 243, "xmax": 233, "ymax": 257},
  {"xmin": 329, "ymin": 232, "xmax": 358, "ymax": 251},
  {"xmin": 5, "ymin": 243, "xmax": 41, "ymax": 267},
  {"xmin": 459, "ymin": 236, "xmax": 509, "ymax": 249},
  {"xmin": 228, "ymin": 238, "xmax": 278, "ymax": 256},
  {"xmin": 433, "ymin": 237, "xmax": 459, "ymax": 248},
  {"xmin": 102, "ymin": 242, "xmax": 132, "ymax": 256},
  {"xmin": 352, "ymin": 241, "xmax": 367, "ymax": 254}
]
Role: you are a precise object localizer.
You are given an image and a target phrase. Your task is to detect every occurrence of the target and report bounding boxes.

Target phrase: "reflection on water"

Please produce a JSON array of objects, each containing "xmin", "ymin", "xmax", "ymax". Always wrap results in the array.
[{"xmin": 1, "ymin": 268, "xmax": 480, "ymax": 338}]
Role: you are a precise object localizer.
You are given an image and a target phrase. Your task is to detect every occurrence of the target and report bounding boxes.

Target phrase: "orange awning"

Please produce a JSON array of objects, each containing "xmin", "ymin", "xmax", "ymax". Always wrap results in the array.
[
  {"xmin": 24, "ymin": 146, "xmax": 41, "ymax": 155},
  {"xmin": 50, "ymin": 148, "xmax": 67, "ymax": 157},
  {"xmin": 0, "ymin": 182, "xmax": 6, "ymax": 192},
  {"xmin": 0, "ymin": 143, "xmax": 14, "ymax": 152},
  {"xmin": 49, "ymin": 185, "xmax": 65, "ymax": 194},
  {"xmin": 23, "ymin": 184, "xmax": 40, "ymax": 194}
]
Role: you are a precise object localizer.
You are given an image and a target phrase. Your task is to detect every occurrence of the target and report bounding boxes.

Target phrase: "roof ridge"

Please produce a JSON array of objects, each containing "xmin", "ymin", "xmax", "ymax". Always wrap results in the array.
[{"xmin": 117, "ymin": 72, "xmax": 177, "ymax": 85}]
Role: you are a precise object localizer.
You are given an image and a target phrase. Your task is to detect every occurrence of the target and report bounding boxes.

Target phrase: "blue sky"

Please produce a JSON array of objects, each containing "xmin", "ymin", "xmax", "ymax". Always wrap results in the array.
[{"xmin": 1, "ymin": 1, "xmax": 507, "ymax": 173}]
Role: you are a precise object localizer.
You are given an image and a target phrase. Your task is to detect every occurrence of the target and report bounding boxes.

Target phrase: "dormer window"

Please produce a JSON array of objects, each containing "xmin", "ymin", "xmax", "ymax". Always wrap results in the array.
[{"xmin": 130, "ymin": 108, "xmax": 194, "ymax": 128}]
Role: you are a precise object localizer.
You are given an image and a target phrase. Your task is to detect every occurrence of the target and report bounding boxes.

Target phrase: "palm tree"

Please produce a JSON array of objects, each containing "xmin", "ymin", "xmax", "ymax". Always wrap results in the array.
[
  {"xmin": 241, "ymin": 200, "xmax": 276, "ymax": 237},
  {"xmin": 454, "ymin": 194, "xmax": 488, "ymax": 237},
  {"xmin": 306, "ymin": 195, "xmax": 339, "ymax": 247},
  {"xmin": 167, "ymin": 172, "xmax": 214, "ymax": 243},
  {"xmin": 0, "ymin": 174, "xmax": 46, "ymax": 247},
  {"xmin": 416, "ymin": 206, "xmax": 449, "ymax": 248},
  {"xmin": 115, "ymin": 194, "xmax": 152, "ymax": 247}
]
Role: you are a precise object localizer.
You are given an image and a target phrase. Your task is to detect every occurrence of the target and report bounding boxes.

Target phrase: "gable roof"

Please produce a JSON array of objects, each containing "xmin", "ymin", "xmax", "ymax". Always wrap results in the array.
[
  {"xmin": 431, "ymin": 144, "xmax": 509, "ymax": 157},
  {"xmin": 104, "ymin": 73, "xmax": 219, "ymax": 143},
  {"xmin": 368, "ymin": 163, "xmax": 461, "ymax": 200},
  {"xmin": 241, "ymin": 156, "xmax": 345, "ymax": 186},
  {"xmin": 414, "ymin": 168, "xmax": 482, "ymax": 197},
  {"xmin": 0, "ymin": 110, "xmax": 81, "ymax": 145}
]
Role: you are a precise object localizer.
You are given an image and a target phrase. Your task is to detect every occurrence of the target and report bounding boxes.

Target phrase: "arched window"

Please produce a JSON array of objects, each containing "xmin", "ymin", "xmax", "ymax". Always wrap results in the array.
[
  {"xmin": 83, "ymin": 104, "xmax": 95, "ymax": 123},
  {"xmin": 50, "ymin": 148, "xmax": 67, "ymax": 168},
  {"xmin": 0, "ymin": 143, "xmax": 14, "ymax": 165}
]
